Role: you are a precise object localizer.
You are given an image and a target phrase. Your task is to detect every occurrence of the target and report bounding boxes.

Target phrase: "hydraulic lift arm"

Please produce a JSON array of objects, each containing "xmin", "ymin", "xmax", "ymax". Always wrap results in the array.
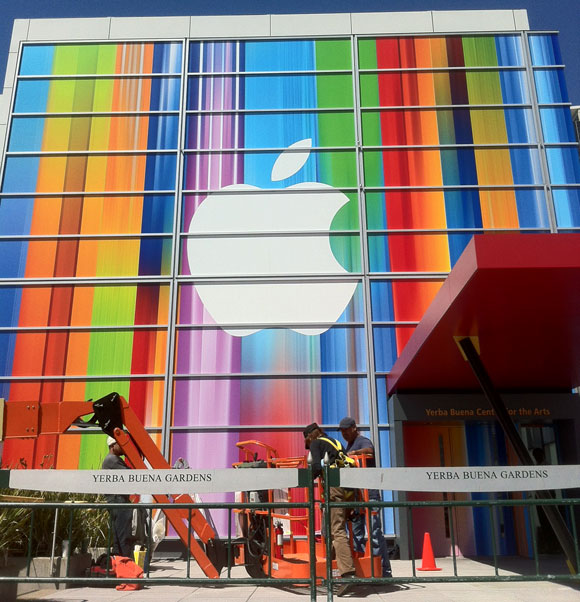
[{"xmin": 0, "ymin": 392, "xmax": 222, "ymax": 579}]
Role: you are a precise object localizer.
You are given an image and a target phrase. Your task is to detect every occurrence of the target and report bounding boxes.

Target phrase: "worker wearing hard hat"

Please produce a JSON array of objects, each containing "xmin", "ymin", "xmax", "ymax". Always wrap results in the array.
[
  {"xmin": 102, "ymin": 435, "xmax": 133, "ymax": 558},
  {"xmin": 339, "ymin": 416, "xmax": 392, "ymax": 578},
  {"xmin": 303, "ymin": 422, "xmax": 357, "ymax": 597}
]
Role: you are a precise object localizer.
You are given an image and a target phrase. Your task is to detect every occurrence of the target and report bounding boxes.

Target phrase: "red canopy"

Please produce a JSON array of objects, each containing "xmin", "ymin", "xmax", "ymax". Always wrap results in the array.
[{"xmin": 387, "ymin": 234, "xmax": 580, "ymax": 394}]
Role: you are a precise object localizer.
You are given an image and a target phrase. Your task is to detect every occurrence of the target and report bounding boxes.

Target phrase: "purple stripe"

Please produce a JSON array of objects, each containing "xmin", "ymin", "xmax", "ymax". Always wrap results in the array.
[{"xmin": 174, "ymin": 44, "xmax": 243, "ymax": 532}]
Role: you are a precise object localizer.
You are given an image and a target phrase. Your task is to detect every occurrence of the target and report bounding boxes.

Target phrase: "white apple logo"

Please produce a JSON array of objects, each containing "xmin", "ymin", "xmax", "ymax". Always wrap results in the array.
[{"xmin": 187, "ymin": 138, "xmax": 357, "ymax": 336}]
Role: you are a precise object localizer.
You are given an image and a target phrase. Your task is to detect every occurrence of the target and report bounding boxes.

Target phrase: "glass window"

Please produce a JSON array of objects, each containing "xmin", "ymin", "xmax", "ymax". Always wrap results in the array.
[
  {"xmin": 552, "ymin": 189, "xmax": 580, "ymax": 228},
  {"xmin": 175, "ymin": 326, "xmax": 367, "ymax": 373},
  {"xmin": 185, "ymin": 111, "xmax": 356, "ymax": 149},
  {"xmin": 539, "ymin": 108, "xmax": 577, "ymax": 143},
  {"xmin": 0, "ymin": 237, "xmax": 173, "ymax": 278},
  {"xmin": 545, "ymin": 148, "xmax": 580, "ymax": 185},
  {"xmin": 2, "ymin": 154, "xmax": 177, "ymax": 194},
  {"xmin": 176, "ymin": 282, "xmax": 365, "ymax": 328},
  {"xmin": 0, "ymin": 195, "xmax": 174, "ymax": 237},
  {"xmin": 14, "ymin": 77, "xmax": 181, "ymax": 113},
  {"xmin": 533, "ymin": 69, "xmax": 569, "ymax": 104},
  {"xmin": 188, "ymin": 74, "xmax": 353, "ymax": 111},
  {"xmin": 189, "ymin": 39, "xmax": 352, "ymax": 72},
  {"xmin": 183, "ymin": 150, "xmax": 357, "ymax": 190},
  {"xmin": 9, "ymin": 115, "xmax": 179, "ymax": 152},
  {"xmin": 528, "ymin": 34, "xmax": 564, "ymax": 66},
  {"xmin": 359, "ymin": 70, "xmax": 528, "ymax": 108},
  {"xmin": 370, "ymin": 280, "xmax": 443, "ymax": 322},
  {"xmin": 358, "ymin": 36, "xmax": 522, "ymax": 70},
  {"xmin": 368, "ymin": 233, "xmax": 452, "ymax": 273},
  {"xmin": 373, "ymin": 325, "xmax": 417, "ymax": 371},
  {"xmin": 20, "ymin": 42, "xmax": 182, "ymax": 76},
  {"xmin": 172, "ymin": 376, "xmax": 368, "ymax": 433}
]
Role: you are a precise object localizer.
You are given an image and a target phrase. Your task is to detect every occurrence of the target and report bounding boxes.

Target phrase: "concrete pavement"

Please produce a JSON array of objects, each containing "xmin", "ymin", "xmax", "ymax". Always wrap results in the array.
[{"xmin": 17, "ymin": 557, "xmax": 580, "ymax": 602}]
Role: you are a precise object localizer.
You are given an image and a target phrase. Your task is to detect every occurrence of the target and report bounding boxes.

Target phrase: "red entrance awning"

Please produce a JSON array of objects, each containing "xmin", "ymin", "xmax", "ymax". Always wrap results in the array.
[{"xmin": 387, "ymin": 234, "xmax": 580, "ymax": 394}]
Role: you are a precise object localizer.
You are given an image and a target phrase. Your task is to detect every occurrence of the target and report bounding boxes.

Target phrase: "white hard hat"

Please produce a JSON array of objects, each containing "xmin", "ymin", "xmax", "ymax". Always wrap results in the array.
[{"xmin": 106, "ymin": 436, "xmax": 117, "ymax": 447}]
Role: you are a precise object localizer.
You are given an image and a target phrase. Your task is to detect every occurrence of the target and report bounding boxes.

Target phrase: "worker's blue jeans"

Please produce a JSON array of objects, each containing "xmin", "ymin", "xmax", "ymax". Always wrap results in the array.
[{"xmin": 350, "ymin": 489, "xmax": 392, "ymax": 577}]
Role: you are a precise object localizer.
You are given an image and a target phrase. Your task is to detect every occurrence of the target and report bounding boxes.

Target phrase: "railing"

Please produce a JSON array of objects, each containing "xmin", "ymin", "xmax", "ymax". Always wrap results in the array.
[{"xmin": 1, "ymin": 465, "xmax": 579, "ymax": 601}]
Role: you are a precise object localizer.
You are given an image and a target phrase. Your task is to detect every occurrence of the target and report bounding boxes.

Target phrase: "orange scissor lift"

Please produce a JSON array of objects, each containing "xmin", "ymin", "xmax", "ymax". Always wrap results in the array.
[
  {"xmin": 233, "ymin": 439, "xmax": 382, "ymax": 581},
  {"xmin": 1, "ymin": 392, "xmax": 381, "ymax": 583}
]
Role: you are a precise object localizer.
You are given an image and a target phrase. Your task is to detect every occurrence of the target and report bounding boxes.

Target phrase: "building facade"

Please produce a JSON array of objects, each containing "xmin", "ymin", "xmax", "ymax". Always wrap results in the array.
[{"xmin": 1, "ymin": 11, "xmax": 579, "ymax": 549}]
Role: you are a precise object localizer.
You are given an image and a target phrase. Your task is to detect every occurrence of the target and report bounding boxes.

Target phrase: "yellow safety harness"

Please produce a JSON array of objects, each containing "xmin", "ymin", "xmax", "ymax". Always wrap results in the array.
[{"xmin": 318, "ymin": 437, "xmax": 356, "ymax": 468}]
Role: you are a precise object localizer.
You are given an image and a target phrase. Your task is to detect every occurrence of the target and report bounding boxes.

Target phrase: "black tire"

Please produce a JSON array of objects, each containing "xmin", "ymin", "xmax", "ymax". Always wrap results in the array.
[{"xmin": 240, "ymin": 511, "xmax": 268, "ymax": 578}]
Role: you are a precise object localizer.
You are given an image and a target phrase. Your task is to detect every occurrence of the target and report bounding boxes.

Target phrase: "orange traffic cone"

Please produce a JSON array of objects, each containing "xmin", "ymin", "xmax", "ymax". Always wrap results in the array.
[{"xmin": 417, "ymin": 532, "xmax": 442, "ymax": 571}]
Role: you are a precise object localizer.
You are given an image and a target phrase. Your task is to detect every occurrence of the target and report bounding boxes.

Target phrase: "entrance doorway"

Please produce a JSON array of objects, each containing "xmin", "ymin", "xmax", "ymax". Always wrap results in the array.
[
  {"xmin": 403, "ymin": 422, "xmax": 475, "ymax": 557},
  {"xmin": 402, "ymin": 421, "xmax": 562, "ymax": 558}
]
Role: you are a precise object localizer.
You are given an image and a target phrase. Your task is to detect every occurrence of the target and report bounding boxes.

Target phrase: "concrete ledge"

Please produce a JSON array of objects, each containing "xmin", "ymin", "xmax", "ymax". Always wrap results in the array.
[
  {"xmin": 352, "ymin": 11, "xmax": 433, "ymax": 34},
  {"xmin": 432, "ymin": 10, "xmax": 519, "ymax": 32},
  {"xmin": 271, "ymin": 13, "xmax": 352, "ymax": 36},
  {"xmin": 189, "ymin": 15, "xmax": 271, "ymax": 38},
  {"xmin": 6, "ymin": 10, "xmax": 530, "ymax": 51},
  {"xmin": 27, "ymin": 18, "xmax": 111, "ymax": 41},
  {"xmin": 110, "ymin": 16, "xmax": 190, "ymax": 39},
  {"xmin": 10, "ymin": 20, "xmax": 29, "ymax": 53}
]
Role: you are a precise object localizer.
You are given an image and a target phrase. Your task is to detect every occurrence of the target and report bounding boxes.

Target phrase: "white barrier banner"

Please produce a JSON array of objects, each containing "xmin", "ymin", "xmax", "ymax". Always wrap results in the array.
[
  {"xmin": 340, "ymin": 465, "xmax": 580, "ymax": 492},
  {"xmin": 6, "ymin": 468, "xmax": 299, "ymax": 495}
]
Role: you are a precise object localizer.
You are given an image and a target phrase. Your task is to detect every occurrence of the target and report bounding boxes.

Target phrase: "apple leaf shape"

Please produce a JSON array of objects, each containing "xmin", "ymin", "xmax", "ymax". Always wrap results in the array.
[{"xmin": 271, "ymin": 138, "xmax": 312, "ymax": 182}]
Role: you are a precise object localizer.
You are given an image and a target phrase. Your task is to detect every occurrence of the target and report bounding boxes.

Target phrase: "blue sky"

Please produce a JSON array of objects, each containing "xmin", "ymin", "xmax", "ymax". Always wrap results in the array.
[{"xmin": 1, "ymin": 1, "xmax": 579, "ymax": 103}]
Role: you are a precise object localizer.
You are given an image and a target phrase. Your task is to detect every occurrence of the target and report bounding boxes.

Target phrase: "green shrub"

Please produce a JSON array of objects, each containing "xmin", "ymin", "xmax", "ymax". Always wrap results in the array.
[{"xmin": 0, "ymin": 489, "xmax": 109, "ymax": 557}]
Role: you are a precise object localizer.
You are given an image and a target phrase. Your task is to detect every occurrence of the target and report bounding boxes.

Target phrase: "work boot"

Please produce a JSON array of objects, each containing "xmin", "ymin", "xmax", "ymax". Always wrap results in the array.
[{"xmin": 336, "ymin": 571, "xmax": 356, "ymax": 597}]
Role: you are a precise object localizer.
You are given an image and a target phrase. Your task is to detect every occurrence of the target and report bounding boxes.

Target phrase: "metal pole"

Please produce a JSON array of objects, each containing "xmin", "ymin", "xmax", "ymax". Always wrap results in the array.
[
  {"xmin": 458, "ymin": 337, "xmax": 578, "ymax": 573},
  {"xmin": 50, "ymin": 508, "xmax": 59, "ymax": 577},
  {"xmin": 307, "ymin": 462, "xmax": 317, "ymax": 602},
  {"xmin": 323, "ymin": 460, "xmax": 333, "ymax": 602}
]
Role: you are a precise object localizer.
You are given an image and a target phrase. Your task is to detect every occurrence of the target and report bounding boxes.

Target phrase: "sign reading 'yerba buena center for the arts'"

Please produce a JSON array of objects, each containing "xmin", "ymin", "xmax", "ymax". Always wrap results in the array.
[{"xmin": 3, "ymin": 466, "xmax": 580, "ymax": 495}]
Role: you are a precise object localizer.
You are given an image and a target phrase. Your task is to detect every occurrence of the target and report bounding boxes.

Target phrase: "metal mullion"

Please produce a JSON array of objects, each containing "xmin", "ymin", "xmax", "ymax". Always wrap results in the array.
[
  {"xmin": 169, "ymin": 422, "xmax": 372, "ymax": 432},
  {"xmin": 181, "ymin": 186, "xmax": 359, "ymax": 195},
  {"xmin": 187, "ymin": 68, "xmax": 351, "ymax": 77},
  {"xmin": 0, "ymin": 190, "xmax": 175, "ymax": 198},
  {"xmin": 4, "ymin": 374, "xmax": 164, "ymax": 381},
  {"xmin": 1, "ymin": 233, "xmax": 171, "ymax": 241},
  {"xmin": 363, "ymin": 142, "xmax": 539, "ymax": 151},
  {"xmin": 365, "ymin": 184, "xmax": 545, "ymax": 192},
  {"xmin": 0, "ymin": 324, "xmax": 167, "ymax": 333},
  {"xmin": 185, "ymin": 107, "xmax": 355, "ymax": 115},
  {"xmin": 0, "ymin": 276, "xmax": 172, "ymax": 286},
  {"xmin": 174, "ymin": 322, "xmax": 365, "ymax": 331},
  {"xmin": 352, "ymin": 32, "xmax": 381, "ymax": 459},
  {"xmin": 367, "ymin": 273, "xmax": 449, "ymax": 281},
  {"xmin": 172, "ymin": 371, "xmax": 367, "ymax": 379},
  {"xmin": 359, "ymin": 65, "xmax": 526, "ymax": 74},
  {"xmin": 360, "ymin": 103, "xmax": 531, "ymax": 111},
  {"xmin": 543, "ymin": 142, "xmax": 580, "ymax": 149},
  {"xmin": 177, "ymin": 275, "xmax": 363, "ymax": 284},
  {"xmin": 161, "ymin": 38, "xmax": 189, "ymax": 459},
  {"xmin": 181, "ymin": 145, "xmax": 356, "ymax": 154},
  {"xmin": 366, "ymin": 226, "xmax": 548, "ymax": 235},
  {"xmin": 536, "ymin": 102, "xmax": 574, "ymax": 108},
  {"xmin": 6, "ymin": 149, "xmax": 175, "ymax": 157},
  {"xmin": 17, "ymin": 72, "xmax": 180, "ymax": 81},
  {"xmin": 12, "ymin": 110, "xmax": 179, "ymax": 118},
  {"xmin": 181, "ymin": 228, "xmax": 358, "ymax": 238},
  {"xmin": 522, "ymin": 31, "xmax": 558, "ymax": 233},
  {"xmin": 372, "ymin": 321, "xmax": 420, "ymax": 326},
  {"xmin": 531, "ymin": 64, "xmax": 566, "ymax": 70}
]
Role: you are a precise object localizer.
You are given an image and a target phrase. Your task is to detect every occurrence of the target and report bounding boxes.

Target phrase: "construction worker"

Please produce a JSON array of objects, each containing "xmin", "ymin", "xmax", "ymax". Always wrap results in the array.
[
  {"xmin": 303, "ymin": 422, "xmax": 357, "ymax": 597},
  {"xmin": 102, "ymin": 435, "xmax": 134, "ymax": 558},
  {"xmin": 339, "ymin": 416, "xmax": 392, "ymax": 577}
]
